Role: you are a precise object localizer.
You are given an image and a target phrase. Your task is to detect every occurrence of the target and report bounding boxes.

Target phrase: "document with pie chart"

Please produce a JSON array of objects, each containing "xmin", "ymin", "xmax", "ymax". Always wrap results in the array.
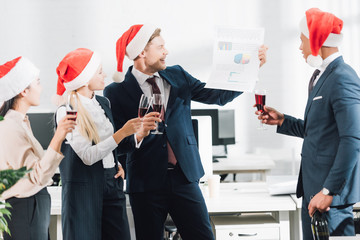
[{"xmin": 207, "ymin": 27, "xmax": 265, "ymax": 92}]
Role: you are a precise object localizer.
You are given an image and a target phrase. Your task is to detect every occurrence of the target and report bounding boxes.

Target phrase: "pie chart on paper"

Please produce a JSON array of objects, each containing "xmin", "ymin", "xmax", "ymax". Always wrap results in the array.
[{"xmin": 234, "ymin": 53, "xmax": 251, "ymax": 64}]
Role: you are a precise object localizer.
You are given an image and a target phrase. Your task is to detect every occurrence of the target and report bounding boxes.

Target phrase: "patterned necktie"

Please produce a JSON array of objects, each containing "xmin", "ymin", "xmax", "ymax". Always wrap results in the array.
[
  {"xmin": 308, "ymin": 69, "xmax": 320, "ymax": 96},
  {"xmin": 146, "ymin": 76, "xmax": 177, "ymax": 166},
  {"xmin": 146, "ymin": 77, "xmax": 161, "ymax": 94}
]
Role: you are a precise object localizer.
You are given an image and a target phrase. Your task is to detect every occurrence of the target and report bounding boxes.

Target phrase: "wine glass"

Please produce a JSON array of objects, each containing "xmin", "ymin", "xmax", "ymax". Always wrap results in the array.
[
  {"xmin": 151, "ymin": 93, "xmax": 163, "ymax": 135},
  {"xmin": 254, "ymin": 89, "xmax": 266, "ymax": 130},
  {"xmin": 65, "ymin": 92, "xmax": 78, "ymax": 143},
  {"xmin": 138, "ymin": 94, "xmax": 152, "ymax": 118}
]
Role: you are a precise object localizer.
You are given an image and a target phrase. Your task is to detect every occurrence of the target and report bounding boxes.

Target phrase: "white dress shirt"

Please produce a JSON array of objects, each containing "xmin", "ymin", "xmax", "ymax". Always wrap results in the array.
[
  {"xmin": 312, "ymin": 52, "xmax": 342, "ymax": 87},
  {"xmin": 132, "ymin": 66, "xmax": 171, "ymax": 147},
  {"xmin": 131, "ymin": 66, "xmax": 171, "ymax": 109},
  {"xmin": 56, "ymin": 93, "xmax": 118, "ymax": 168}
]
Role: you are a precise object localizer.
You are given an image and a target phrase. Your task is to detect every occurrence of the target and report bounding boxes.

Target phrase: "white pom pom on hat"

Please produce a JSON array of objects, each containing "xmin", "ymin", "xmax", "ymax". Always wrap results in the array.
[
  {"xmin": 306, "ymin": 55, "xmax": 324, "ymax": 68},
  {"xmin": 112, "ymin": 71, "xmax": 125, "ymax": 83},
  {"xmin": 299, "ymin": 8, "xmax": 343, "ymax": 68},
  {"xmin": 113, "ymin": 24, "xmax": 158, "ymax": 83}
]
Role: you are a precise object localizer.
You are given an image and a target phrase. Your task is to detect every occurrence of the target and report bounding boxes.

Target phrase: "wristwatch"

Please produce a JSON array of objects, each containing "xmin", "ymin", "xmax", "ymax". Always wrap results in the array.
[{"xmin": 322, "ymin": 188, "xmax": 333, "ymax": 196}]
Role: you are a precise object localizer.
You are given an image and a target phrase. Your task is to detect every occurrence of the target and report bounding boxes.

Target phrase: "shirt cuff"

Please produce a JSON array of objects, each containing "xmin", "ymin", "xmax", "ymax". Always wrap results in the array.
[
  {"xmin": 107, "ymin": 135, "xmax": 118, "ymax": 150},
  {"xmin": 134, "ymin": 134, "xmax": 143, "ymax": 148},
  {"xmin": 46, "ymin": 147, "xmax": 64, "ymax": 164}
]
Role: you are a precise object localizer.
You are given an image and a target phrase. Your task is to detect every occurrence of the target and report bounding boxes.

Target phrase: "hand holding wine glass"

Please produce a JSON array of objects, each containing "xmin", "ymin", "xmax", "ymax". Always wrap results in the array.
[
  {"xmin": 255, "ymin": 105, "xmax": 285, "ymax": 126},
  {"xmin": 135, "ymin": 112, "xmax": 161, "ymax": 142},
  {"xmin": 65, "ymin": 92, "xmax": 78, "ymax": 143}
]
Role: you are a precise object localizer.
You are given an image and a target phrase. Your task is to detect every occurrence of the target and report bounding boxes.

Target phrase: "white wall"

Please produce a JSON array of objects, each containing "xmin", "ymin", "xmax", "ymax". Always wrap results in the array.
[{"xmin": 1, "ymin": 0, "xmax": 359, "ymax": 157}]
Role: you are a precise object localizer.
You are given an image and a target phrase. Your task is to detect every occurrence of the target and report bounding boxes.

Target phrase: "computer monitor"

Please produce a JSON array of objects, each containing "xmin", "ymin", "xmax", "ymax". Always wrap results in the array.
[
  {"xmin": 218, "ymin": 109, "xmax": 236, "ymax": 145},
  {"xmin": 27, "ymin": 112, "xmax": 55, "ymax": 149},
  {"xmin": 191, "ymin": 109, "xmax": 235, "ymax": 146}
]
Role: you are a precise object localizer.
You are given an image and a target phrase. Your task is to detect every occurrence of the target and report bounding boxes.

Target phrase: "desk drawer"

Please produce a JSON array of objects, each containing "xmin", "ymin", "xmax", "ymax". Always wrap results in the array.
[
  {"xmin": 211, "ymin": 214, "xmax": 280, "ymax": 240},
  {"xmin": 215, "ymin": 227, "xmax": 279, "ymax": 240}
]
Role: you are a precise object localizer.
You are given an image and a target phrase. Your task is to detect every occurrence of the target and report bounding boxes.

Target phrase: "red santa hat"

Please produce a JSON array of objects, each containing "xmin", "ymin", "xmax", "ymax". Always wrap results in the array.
[
  {"xmin": 0, "ymin": 56, "xmax": 40, "ymax": 105},
  {"xmin": 55, "ymin": 48, "xmax": 101, "ymax": 104},
  {"xmin": 299, "ymin": 8, "xmax": 343, "ymax": 67},
  {"xmin": 113, "ymin": 24, "xmax": 158, "ymax": 82}
]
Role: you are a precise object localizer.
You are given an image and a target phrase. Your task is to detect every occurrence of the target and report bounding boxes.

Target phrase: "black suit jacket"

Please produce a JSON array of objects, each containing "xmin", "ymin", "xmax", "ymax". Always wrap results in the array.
[{"xmin": 104, "ymin": 65, "xmax": 241, "ymax": 193}]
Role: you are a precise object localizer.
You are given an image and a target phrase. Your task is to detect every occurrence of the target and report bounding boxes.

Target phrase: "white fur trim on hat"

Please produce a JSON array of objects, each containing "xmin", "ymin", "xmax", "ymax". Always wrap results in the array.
[
  {"xmin": 113, "ymin": 71, "xmax": 125, "ymax": 83},
  {"xmin": 299, "ymin": 17, "xmax": 309, "ymax": 38},
  {"xmin": 299, "ymin": 16, "xmax": 343, "ymax": 47},
  {"xmin": 0, "ymin": 57, "xmax": 40, "ymax": 102},
  {"xmin": 63, "ymin": 52, "xmax": 101, "ymax": 92},
  {"xmin": 126, "ymin": 24, "xmax": 158, "ymax": 60},
  {"xmin": 307, "ymin": 54, "xmax": 323, "ymax": 68}
]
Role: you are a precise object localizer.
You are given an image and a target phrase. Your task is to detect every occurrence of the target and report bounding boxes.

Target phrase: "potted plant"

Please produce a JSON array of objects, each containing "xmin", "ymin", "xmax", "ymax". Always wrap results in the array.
[{"xmin": 0, "ymin": 167, "xmax": 30, "ymax": 235}]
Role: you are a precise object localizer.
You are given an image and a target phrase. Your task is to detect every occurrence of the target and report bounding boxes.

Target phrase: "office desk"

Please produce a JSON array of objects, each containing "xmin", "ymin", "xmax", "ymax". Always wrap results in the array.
[
  {"xmin": 202, "ymin": 182, "xmax": 296, "ymax": 239},
  {"xmin": 330, "ymin": 237, "xmax": 360, "ymax": 239},
  {"xmin": 212, "ymin": 154, "xmax": 275, "ymax": 181},
  {"xmin": 48, "ymin": 187, "xmax": 62, "ymax": 240}
]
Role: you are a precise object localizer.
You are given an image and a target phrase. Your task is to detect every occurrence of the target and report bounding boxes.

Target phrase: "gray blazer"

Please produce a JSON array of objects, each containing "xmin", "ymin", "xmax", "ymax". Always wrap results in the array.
[{"xmin": 278, "ymin": 56, "xmax": 360, "ymax": 206}]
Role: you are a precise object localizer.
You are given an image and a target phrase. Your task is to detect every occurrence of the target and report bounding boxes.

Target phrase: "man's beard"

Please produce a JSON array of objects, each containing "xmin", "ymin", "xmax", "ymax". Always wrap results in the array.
[{"xmin": 149, "ymin": 61, "xmax": 166, "ymax": 72}]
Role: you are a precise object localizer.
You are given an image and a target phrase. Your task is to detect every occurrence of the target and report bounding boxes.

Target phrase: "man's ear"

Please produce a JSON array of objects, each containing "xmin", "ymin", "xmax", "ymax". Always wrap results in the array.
[{"xmin": 138, "ymin": 50, "xmax": 146, "ymax": 58}]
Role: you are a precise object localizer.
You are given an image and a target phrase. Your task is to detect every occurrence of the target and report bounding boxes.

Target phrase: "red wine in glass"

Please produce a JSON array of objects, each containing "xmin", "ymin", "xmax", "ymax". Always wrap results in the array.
[
  {"xmin": 138, "ymin": 107, "xmax": 148, "ymax": 118},
  {"xmin": 138, "ymin": 94, "xmax": 151, "ymax": 118},
  {"xmin": 254, "ymin": 89, "xmax": 266, "ymax": 130},
  {"xmin": 66, "ymin": 110, "xmax": 78, "ymax": 121},
  {"xmin": 255, "ymin": 94, "xmax": 266, "ymax": 113},
  {"xmin": 65, "ymin": 92, "xmax": 78, "ymax": 143},
  {"xmin": 151, "ymin": 94, "xmax": 164, "ymax": 134},
  {"xmin": 152, "ymin": 104, "xmax": 162, "ymax": 113}
]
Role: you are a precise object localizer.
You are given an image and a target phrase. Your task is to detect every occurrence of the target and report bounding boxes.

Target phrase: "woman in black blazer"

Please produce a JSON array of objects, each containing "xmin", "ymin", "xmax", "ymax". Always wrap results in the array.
[{"xmin": 54, "ymin": 48, "xmax": 157, "ymax": 240}]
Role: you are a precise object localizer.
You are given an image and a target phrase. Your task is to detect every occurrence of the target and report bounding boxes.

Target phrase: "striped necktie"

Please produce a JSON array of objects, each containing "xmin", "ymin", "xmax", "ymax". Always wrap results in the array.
[{"xmin": 146, "ymin": 76, "xmax": 177, "ymax": 166}]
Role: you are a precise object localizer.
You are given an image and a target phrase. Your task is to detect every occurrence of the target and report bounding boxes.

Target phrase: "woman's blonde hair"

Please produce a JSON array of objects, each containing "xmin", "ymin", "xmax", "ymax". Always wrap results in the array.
[{"xmin": 70, "ymin": 90, "xmax": 100, "ymax": 144}]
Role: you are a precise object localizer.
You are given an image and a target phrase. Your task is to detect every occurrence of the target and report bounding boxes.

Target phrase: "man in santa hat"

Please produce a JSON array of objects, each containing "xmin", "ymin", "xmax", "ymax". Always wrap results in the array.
[
  {"xmin": 104, "ymin": 25, "xmax": 267, "ymax": 239},
  {"xmin": 256, "ymin": 8, "xmax": 360, "ymax": 238}
]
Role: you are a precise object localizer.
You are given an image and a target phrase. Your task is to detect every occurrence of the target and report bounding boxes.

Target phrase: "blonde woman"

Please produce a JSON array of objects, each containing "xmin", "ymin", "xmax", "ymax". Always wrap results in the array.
[
  {"xmin": 55, "ymin": 48, "xmax": 159, "ymax": 240},
  {"xmin": 0, "ymin": 56, "xmax": 75, "ymax": 240}
]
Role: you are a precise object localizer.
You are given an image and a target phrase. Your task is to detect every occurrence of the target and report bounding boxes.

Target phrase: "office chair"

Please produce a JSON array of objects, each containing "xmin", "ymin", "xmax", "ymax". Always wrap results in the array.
[{"xmin": 164, "ymin": 215, "xmax": 181, "ymax": 240}]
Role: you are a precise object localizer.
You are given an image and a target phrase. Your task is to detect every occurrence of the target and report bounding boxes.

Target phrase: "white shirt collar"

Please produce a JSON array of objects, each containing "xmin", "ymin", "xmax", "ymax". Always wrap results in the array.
[
  {"xmin": 318, "ymin": 52, "xmax": 342, "ymax": 72},
  {"xmin": 77, "ymin": 92, "xmax": 98, "ymax": 106},
  {"xmin": 131, "ymin": 66, "xmax": 160, "ymax": 85}
]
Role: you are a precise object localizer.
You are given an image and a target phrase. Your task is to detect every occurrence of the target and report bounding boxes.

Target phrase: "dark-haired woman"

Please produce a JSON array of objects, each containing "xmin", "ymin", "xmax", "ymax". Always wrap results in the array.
[{"xmin": 0, "ymin": 56, "xmax": 76, "ymax": 240}]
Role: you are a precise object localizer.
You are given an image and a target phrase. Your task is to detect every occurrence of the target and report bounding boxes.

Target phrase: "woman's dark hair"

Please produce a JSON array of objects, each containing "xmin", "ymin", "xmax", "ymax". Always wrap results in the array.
[
  {"xmin": 0, "ymin": 85, "xmax": 31, "ymax": 117},
  {"xmin": 0, "ymin": 97, "xmax": 18, "ymax": 116}
]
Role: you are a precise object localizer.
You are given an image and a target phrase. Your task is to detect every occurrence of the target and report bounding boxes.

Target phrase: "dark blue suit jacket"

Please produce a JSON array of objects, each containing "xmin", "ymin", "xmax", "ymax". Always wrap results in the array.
[
  {"xmin": 277, "ymin": 57, "xmax": 360, "ymax": 206},
  {"xmin": 58, "ymin": 95, "xmax": 122, "ymax": 240},
  {"xmin": 104, "ymin": 65, "xmax": 241, "ymax": 193}
]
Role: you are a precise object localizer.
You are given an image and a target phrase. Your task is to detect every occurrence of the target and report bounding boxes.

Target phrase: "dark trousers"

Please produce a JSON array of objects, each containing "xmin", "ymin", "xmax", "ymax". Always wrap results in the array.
[
  {"xmin": 301, "ymin": 197, "xmax": 355, "ymax": 239},
  {"xmin": 102, "ymin": 168, "xmax": 131, "ymax": 240},
  {"xmin": 4, "ymin": 188, "xmax": 50, "ymax": 240},
  {"xmin": 129, "ymin": 165, "xmax": 214, "ymax": 240}
]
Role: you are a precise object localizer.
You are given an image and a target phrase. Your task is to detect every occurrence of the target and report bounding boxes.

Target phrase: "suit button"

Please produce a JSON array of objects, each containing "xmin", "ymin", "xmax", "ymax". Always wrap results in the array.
[
  {"xmin": 165, "ymin": 124, "xmax": 168, "ymax": 127},
  {"xmin": 162, "ymin": 144, "xmax": 167, "ymax": 148},
  {"xmin": 304, "ymin": 133, "xmax": 307, "ymax": 137}
]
